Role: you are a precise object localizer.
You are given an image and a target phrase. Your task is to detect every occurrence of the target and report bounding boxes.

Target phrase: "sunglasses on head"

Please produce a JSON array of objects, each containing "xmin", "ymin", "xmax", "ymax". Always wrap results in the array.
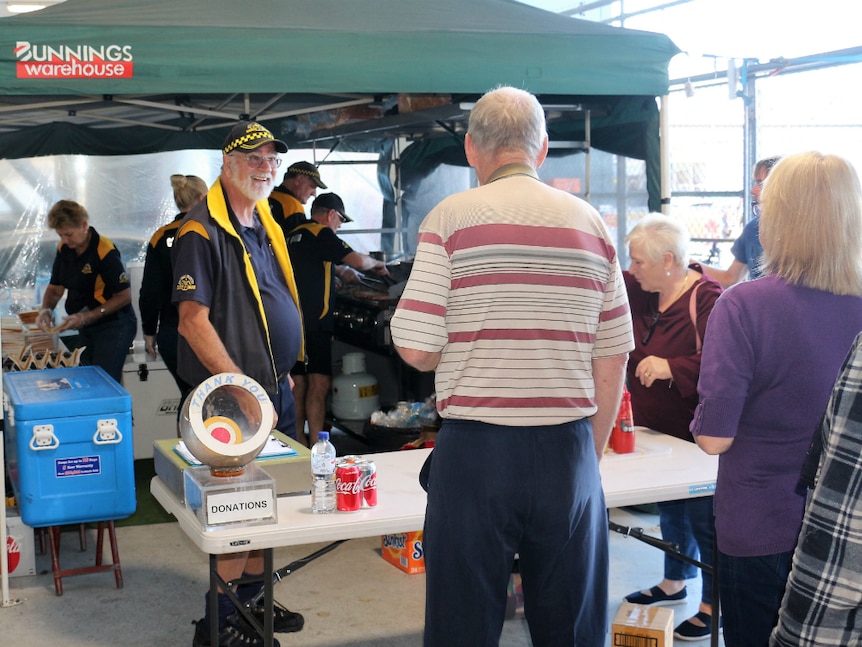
[{"xmin": 642, "ymin": 311, "xmax": 661, "ymax": 346}]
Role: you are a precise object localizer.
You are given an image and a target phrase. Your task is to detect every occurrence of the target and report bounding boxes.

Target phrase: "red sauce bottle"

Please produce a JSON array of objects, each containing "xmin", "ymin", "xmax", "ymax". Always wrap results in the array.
[{"xmin": 612, "ymin": 387, "xmax": 636, "ymax": 454}]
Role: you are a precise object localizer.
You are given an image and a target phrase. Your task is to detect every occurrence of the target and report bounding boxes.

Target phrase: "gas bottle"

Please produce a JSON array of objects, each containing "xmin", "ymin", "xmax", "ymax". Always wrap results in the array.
[{"xmin": 331, "ymin": 352, "xmax": 380, "ymax": 420}]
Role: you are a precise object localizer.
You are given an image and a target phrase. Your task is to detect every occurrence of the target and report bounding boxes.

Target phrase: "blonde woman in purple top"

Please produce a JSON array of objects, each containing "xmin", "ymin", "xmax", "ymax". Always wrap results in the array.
[{"xmin": 692, "ymin": 152, "xmax": 862, "ymax": 647}]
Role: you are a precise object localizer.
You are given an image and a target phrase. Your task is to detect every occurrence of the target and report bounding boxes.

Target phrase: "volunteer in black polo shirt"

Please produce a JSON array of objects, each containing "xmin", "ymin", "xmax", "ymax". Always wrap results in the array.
[
  {"xmin": 286, "ymin": 192, "xmax": 387, "ymax": 445},
  {"xmin": 36, "ymin": 199, "xmax": 137, "ymax": 384}
]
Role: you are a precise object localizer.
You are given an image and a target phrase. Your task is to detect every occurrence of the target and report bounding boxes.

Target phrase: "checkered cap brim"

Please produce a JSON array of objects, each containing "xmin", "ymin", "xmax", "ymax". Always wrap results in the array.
[{"xmin": 222, "ymin": 122, "xmax": 288, "ymax": 154}]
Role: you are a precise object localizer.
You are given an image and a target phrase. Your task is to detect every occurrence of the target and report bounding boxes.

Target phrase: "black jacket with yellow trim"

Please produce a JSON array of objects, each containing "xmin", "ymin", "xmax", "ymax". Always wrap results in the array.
[
  {"xmin": 173, "ymin": 178, "xmax": 304, "ymax": 397},
  {"xmin": 269, "ymin": 187, "xmax": 306, "ymax": 236}
]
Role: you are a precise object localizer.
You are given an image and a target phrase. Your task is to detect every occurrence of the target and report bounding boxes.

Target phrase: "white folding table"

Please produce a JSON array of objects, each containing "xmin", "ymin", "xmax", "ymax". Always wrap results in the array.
[{"xmin": 151, "ymin": 428, "xmax": 719, "ymax": 646}]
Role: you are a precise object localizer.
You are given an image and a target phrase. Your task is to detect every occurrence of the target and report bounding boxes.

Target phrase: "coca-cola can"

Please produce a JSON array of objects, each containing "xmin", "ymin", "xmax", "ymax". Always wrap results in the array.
[
  {"xmin": 336, "ymin": 461, "xmax": 362, "ymax": 512},
  {"xmin": 361, "ymin": 459, "xmax": 377, "ymax": 508}
]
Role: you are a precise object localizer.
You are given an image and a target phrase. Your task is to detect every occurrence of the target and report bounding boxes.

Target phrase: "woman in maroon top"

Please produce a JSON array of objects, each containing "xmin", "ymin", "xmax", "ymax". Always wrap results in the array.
[{"xmin": 621, "ymin": 214, "xmax": 723, "ymax": 641}]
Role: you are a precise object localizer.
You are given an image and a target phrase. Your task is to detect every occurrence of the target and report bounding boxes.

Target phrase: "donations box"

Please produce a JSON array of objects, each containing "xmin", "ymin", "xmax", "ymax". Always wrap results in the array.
[
  {"xmin": 3, "ymin": 366, "xmax": 136, "ymax": 527},
  {"xmin": 183, "ymin": 462, "xmax": 277, "ymax": 531}
]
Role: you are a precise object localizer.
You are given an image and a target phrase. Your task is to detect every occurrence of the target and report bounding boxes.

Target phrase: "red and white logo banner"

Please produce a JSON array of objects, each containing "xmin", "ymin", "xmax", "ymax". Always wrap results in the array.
[{"xmin": 15, "ymin": 41, "xmax": 134, "ymax": 79}]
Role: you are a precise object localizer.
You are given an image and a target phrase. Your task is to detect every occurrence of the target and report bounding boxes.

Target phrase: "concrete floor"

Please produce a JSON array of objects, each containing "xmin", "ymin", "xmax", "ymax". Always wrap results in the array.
[{"xmin": 2, "ymin": 506, "xmax": 723, "ymax": 646}]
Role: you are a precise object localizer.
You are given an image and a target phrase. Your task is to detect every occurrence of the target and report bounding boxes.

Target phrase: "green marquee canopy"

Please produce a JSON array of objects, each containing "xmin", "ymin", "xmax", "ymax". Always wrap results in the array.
[
  {"xmin": 0, "ymin": 0, "xmax": 677, "ymax": 95},
  {"xmin": 0, "ymin": 0, "xmax": 679, "ymax": 209}
]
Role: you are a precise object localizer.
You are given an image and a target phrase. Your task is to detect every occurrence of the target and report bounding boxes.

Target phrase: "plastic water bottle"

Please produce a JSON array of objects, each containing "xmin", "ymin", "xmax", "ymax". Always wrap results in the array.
[{"xmin": 311, "ymin": 431, "xmax": 337, "ymax": 514}]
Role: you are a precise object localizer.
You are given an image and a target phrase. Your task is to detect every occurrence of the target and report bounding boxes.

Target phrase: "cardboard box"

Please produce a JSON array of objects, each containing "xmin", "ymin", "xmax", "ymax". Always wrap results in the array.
[
  {"xmin": 381, "ymin": 530, "xmax": 425, "ymax": 574},
  {"xmin": 5, "ymin": 509, "xmax": 36, "ymax": 578},
  {"xmin": 153, "ymin": 432, "xmax": 311, "ymax": 501},
  {"xmin": 3, "ymin": 366, "xmax": 136, "ymax": 527},
  {"xmin": 612, "ymin": 602, "xmax": 673, "ymax": 647}
]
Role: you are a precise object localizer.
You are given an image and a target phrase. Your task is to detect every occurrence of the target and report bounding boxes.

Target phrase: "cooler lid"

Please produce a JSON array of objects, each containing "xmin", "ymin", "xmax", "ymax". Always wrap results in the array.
[{"xmin": 3, "ymin": 366, "xmax": 131, "ymax": 419}]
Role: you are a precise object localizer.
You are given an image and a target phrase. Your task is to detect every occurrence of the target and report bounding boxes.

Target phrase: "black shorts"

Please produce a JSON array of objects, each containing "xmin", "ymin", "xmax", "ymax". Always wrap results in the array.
[{"xmin": 291, "ymin": 327, "xmax": 333, "ymax": 376}]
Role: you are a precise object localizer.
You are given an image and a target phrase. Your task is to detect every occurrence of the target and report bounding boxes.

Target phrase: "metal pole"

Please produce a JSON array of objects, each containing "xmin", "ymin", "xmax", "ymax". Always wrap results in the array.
[
  {"xmin": 0, "ymin": 418, "xmax": 11, "ymax": 607},
  {"xmin": 584, "ymin": 110, "xmax": 591, "ymax": 204},
  {"xmin": 660, "ymin": 94, "xmax": 671, "ymax": 215},
  {"xmin": 0, "ymin": 319, "xmax": 21, "ymax": 607},
  {"xmin": 743, "ymin": 61, "xmax": 757, "ymax": 225},
  {"xmin": 393, "ymin": 138, "xmax": 403, "ymax": 255}
]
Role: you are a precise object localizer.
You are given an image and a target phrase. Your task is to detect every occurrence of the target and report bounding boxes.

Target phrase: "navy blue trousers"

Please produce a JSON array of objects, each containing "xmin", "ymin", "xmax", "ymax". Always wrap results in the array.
[
  {"xmin": 719, "ymin": 550, "xmax": 793, "ymax": 647},
  {"xmin": 156, "ymin": 326, "xmax": 193, "ymax": 402},
  {"xmin": 272, "ymin": 376, "xmax": 297, "ymax": 440},
  {"xmin": 423, "ymin": 419, "xmax": 608, "ymax": 647},
  {"xmin": 78, "ymin": 307, "xmax": 137, "ymax": 385}
]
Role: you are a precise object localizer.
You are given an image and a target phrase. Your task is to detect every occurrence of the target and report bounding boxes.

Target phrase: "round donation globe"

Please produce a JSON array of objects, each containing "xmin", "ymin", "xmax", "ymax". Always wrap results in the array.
[{"xmin": 178, "ymin": 373, "xmax": 274, "ymax": 477}]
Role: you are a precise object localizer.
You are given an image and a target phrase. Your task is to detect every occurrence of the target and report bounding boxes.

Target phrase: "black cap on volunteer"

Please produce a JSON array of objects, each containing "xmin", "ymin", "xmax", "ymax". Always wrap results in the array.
[
  {"xmin": 285, "ymin": 161, "xmax": 327, "ymax": 189},
  {"xmin": 312, "ymin": 192, "xmax": 352, "ymax": 223}
]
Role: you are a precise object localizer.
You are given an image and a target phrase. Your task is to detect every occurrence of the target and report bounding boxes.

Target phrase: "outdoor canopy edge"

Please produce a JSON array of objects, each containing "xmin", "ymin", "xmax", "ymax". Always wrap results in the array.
[{"xmin": 0, "ymin": 0, "xmax": 679, "ymax": 210}]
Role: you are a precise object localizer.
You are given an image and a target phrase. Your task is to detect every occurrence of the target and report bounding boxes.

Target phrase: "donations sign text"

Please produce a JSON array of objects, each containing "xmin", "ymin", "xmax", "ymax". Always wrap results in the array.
[{"xmin": 15, "ymin": 41, "xmax": 134, "ymax": 79}]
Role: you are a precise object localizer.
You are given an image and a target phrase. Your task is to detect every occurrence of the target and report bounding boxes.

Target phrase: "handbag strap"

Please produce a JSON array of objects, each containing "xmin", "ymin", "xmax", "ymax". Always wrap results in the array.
[{"xmin": 689, "ymin": 282, "xmax": 702, "ymax": 353}]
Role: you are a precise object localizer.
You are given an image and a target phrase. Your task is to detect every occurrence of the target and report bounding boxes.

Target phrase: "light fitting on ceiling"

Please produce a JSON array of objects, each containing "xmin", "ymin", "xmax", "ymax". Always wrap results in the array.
[
  {"xmin": 6, "ymin": 1, "xmax": 64, "ymax": 14},
  {"xmin": 7, "ymin": 3, "xmax": 46, "ymax": 12}
]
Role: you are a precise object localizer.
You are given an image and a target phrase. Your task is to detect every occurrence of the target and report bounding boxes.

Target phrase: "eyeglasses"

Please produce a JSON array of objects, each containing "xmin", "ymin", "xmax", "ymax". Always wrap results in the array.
[
  {"xmin": 642, "ymin": 311, "xmax": 661, "ymax": 346},
  {"xmin": 335, "ymin": 210, "xmax": 348, "ymax": 224},
  {"xmin": 230, "ymin": 153, "xmax": 282, "ymax": 169}
]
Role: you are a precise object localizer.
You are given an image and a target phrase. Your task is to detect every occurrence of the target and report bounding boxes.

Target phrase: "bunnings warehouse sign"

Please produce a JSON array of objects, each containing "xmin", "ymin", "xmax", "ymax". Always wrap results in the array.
[{"xmin": 15, "ymin": 41, "xmax": 134, "ymax": 79}]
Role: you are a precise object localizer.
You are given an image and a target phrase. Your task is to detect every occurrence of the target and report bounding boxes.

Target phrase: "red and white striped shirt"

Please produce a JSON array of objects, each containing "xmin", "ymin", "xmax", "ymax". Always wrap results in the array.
[{"xmin": 391, "ymin": 164, "xmax": 633, "ymax": 425}]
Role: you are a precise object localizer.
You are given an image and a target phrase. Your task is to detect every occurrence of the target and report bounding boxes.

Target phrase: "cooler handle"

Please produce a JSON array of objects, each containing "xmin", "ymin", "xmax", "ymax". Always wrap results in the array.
[
  {"xmin": 30, "ymin": 424, "xmax": 60, "ymax": 451},
  {"xmin": 93, "ymin": 419, "xmax": 123, "ymax": 445}
]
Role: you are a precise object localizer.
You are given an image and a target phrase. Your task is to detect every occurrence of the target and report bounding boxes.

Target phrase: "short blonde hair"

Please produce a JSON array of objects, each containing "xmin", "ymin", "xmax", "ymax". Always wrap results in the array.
[
  {"xmin": 171, "ymin": 174, "xmax": 208, "ymax": 212},
  {"xmin": 760, "ymin": 152, "xmax": 862, "ymax": 295},
  {"xmin": 624, "ymin": 213, "xmax": 690, "ymax": 268},
  {"xmin": 47, "ymin": 199, "xmax": 88, "ymax": 230}
]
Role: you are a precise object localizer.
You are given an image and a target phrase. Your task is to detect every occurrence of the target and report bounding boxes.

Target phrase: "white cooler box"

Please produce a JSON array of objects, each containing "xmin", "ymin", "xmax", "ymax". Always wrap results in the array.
[
  {"xmin": 123, "ymin": 348, "xmax": 182, "ymax": 459},
  {"xmin": 124, "ymin": 262, "xmax": 184, "ymax": 459}
]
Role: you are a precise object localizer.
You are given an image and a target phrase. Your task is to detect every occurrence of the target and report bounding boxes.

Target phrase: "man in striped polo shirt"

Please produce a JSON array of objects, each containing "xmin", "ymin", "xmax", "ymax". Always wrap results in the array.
[{"xmin": 391, "ymin": 86, "xmax": 633, "ymax": 647}]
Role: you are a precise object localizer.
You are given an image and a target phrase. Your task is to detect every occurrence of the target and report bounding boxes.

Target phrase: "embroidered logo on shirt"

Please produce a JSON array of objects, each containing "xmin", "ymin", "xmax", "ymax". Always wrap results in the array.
[
  {"xmin": 81, "ymin": 263, "xmax": 93, "ymax": 274},
  {"xmin": 119, "ymin": 272, "xmax": 130, "ymax": 285},
  {"xmin": 176, "ymin": 274, "xmax": 196, "ymax": 292}
]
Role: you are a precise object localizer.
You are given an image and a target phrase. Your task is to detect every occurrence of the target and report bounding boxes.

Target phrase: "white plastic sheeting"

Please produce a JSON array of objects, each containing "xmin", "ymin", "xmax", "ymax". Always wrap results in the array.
[
  {"xmin": 0, "ymin": 149, "xmax": 384, "ymax": 314},
  {"xmin": 0, "ymin": 150, "xmax": 221, "ymax": 313}
]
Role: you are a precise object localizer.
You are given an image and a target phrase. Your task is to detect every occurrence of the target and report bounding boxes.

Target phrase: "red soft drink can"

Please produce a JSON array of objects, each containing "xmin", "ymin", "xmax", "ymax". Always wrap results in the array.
[
  {"xmin": 361, "ymin": 460, "xmax": 377, "ymax": 508},
  {"xmin": 336, "ymin": 461, "xmax": 362, "ymax": 512}
]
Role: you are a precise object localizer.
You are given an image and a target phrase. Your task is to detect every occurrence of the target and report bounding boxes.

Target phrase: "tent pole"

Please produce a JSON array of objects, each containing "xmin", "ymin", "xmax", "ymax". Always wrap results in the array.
[
  {"xmin": 742, "ymin": 63, "xmax": 756, "ymax": 226},
  {"xmin": 1, "ymin": 415, "xmax": 9, "ymax": 607},
  {"xmin": 393, "ymin": 137, "xmax": 403, "ymax": 255},
  {"xmin": 660, "ymin": 94, "xmax": 670, "ymax": 215},
  {"xmin": 1, "ymin": 336, "xmax": 22, "ymax": 607},
  {"xmin": 584, "ymin": 111, "xmax": 591, "ymax": 204},
  {"xmin": 1, "ymin": 323, "xmax": 8, "ymax": 606}
]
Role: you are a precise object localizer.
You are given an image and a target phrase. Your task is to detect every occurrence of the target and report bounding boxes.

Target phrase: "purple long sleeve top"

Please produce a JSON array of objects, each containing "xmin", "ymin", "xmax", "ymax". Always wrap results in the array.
[{"xmin": 691, "ymin": 275, "xmax": 862, "ymax": 556}]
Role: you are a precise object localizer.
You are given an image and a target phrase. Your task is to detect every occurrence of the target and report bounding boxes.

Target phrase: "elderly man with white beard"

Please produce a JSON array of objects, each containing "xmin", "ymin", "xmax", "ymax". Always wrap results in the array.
[{"xmin": 172, "ymin": 122, "xmax": 306, "ymax": 647}]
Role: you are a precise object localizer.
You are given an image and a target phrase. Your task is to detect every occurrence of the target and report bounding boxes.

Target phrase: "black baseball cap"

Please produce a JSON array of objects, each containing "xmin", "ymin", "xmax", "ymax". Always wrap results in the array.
[
  {"xmin": 312, "ymin": 192, "xmax": 352, "ymax": 223},
  {"xmin": 286, "ymin": 161, "xmax": 327, "ymax": 189}
]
